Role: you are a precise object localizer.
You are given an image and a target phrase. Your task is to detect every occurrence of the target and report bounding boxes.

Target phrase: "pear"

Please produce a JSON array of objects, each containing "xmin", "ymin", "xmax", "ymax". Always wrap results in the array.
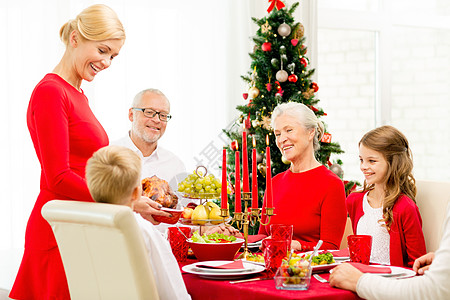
[
  {"xmin": 205, "ymin": 201, "xmax": 220, "ymax": 211},
  {"xmin": 209, "ymin": 206, "xmax": 224, "ymax": 225},
  {"xmin": 192, "ymin": 205, "xmax": 208, "ymax": 225}
]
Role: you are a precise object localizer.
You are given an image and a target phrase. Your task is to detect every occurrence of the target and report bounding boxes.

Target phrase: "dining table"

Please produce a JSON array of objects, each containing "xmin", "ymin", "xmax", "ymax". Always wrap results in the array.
[{"xmin": 180, "ymin": 258, "xmax": 363, "ymax": 300}]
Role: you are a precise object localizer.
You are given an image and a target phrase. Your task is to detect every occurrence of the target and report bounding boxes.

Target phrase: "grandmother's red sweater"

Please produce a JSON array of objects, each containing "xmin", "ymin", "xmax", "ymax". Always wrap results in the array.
[{"xmin": 259, "ymin": 166, "xmax": 347, "ymax": 251}]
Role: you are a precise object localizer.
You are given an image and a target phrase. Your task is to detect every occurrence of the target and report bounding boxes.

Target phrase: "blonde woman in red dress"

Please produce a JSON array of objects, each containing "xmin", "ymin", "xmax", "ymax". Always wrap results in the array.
[{"xmin": 10, "ymin": 5, "xmax": 125, "ymax": 299}]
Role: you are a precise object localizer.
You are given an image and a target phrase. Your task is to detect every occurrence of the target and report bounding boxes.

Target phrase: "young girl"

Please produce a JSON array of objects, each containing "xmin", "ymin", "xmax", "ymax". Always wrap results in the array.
[{"xmin": 346, "ymin": 125, "xmax": 426, "ymax": 267}]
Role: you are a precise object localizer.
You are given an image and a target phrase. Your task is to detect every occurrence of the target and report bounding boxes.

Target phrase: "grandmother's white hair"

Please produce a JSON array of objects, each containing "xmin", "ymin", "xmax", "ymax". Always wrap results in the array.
[{"xmin": 271, "ymin": 102, "xmax": 325, "ymax": 152}]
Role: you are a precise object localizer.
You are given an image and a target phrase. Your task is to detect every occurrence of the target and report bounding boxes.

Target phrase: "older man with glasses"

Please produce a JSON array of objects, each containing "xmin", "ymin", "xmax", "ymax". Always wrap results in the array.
[{"xmin": 112, "ymin": 89, "xmax": 186, "ymax": 229}]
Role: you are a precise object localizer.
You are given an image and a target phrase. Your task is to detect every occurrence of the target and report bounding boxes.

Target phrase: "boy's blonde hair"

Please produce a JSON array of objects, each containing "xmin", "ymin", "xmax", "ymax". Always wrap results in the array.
[{"xmin": 86, "ymin": 145, "xmax": 141, "ymax": 205}]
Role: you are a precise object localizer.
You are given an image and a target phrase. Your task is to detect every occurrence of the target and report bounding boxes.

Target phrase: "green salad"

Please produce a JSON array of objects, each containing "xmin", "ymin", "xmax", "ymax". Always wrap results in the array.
[{"xmin": 191, "ymin": 231, "xmax": 237, "ymax": 243}]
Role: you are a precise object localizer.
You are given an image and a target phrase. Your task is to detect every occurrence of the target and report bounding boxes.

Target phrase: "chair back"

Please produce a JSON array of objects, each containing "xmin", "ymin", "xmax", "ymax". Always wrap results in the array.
[
  {"xmin": 415, "ymin": 180, "xmax": 450, "ymax": 252},
  {"xmin": 339, "ymin": 216, "xmax": 354, "ymax": 249},
  {"xmin": 42, "ymin": 200, "xmax": 160, "ymax": 300}
]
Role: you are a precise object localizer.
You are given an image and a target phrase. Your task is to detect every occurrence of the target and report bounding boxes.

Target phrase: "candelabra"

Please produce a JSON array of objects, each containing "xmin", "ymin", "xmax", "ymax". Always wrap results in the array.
[{"xmin": 220, "ymin": 192, "xmax": 274, "ymax": 260}]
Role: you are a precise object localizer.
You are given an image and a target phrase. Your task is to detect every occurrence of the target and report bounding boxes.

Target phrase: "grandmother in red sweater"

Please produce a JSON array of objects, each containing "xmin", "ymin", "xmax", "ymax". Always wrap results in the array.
[{"xmin": 258, "ymin": 102, "xmax": 347, "ymax": 251}]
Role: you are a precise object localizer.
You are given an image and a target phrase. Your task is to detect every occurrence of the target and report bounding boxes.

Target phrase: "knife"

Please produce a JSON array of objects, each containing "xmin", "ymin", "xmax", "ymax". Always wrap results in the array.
[{"xmin": 229, "ymin": 277, "xmax": 272, "ymax": 284}]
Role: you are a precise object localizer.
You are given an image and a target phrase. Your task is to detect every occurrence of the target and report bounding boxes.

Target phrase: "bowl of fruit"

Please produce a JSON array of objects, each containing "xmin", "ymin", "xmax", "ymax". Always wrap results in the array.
[
  {"xmin": 179, "ymin": 200, "xmax": 231, "ymax": 226},
  {"xmin": 187, "ymin": 232, "xmax": 244, "ymax": 261},
  {"xmin": 177, "ymin": 166, "xmax": 230, "ymax": 200},
  {"xmin": 274, "ymin": 256, "xmax": 312, "ymax": 290}
]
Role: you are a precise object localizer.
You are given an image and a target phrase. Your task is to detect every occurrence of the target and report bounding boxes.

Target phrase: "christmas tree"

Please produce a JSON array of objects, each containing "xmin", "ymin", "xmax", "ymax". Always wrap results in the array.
[{"xmin": 223, "ymin": 1, "xmax": 356, "ymax": 228}]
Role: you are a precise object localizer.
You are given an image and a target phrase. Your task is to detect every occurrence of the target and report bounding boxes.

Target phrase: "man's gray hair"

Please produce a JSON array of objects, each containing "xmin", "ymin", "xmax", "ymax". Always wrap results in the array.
[{"xmin": 131, "ymin": 88, "xmax": 169, "ymax": 107}]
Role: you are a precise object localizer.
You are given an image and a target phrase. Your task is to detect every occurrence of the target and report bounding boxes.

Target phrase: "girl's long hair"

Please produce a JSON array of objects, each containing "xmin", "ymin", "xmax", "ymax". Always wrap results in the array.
[{"xmin": 360, "ymin": 125, "xmax": 416, "ymax": 229}]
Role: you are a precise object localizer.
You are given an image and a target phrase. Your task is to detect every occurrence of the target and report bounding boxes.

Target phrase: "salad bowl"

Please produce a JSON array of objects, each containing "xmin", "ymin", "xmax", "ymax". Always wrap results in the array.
[{"xmin": 188, "ymin": 232, "xmax": 244, "ymax": 261}]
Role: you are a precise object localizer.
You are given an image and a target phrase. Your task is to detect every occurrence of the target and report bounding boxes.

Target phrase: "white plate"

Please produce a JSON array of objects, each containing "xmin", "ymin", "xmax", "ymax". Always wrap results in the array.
[
  {"xmin": 312, "ymin": 262, "xmax": 341, "ymax": 273},
  {"xmin": 370, "ymin": 265, "xmax": 416, "ymax": 279},
  {"xmin": 182, "ymin": 260, "xmax": 265, "ymax": 280}
]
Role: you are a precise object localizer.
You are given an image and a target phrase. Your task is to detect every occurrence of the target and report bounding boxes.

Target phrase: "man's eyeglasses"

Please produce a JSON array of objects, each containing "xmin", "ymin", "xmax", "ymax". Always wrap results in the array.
[{"xmin": 132, "ymin": 108, "xmax": 172, "ymax": 122}]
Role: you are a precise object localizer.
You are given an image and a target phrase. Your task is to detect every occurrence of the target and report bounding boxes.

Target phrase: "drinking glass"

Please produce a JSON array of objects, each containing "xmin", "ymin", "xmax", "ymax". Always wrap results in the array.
[
  {"xmin": 270, "ymin": 224, "xmax": 293, "ymax": 251},
  {"xmin": 347, "ymin": 234, "xmax": 372, "ymax": 265},
  {"xmin": 263, "ymin": 238, "xmax": 288, "ymax": 276},
  {"xmin": 167, "ymin": 226, "xmax": 191, "ymax": 262}
]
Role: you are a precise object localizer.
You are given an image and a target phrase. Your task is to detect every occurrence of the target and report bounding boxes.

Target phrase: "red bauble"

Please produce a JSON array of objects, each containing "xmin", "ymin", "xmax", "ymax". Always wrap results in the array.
[
  {"xmin": 243, "ymin": 93, "xmax": 248, "ymax": 100},
  {"xmin": 300, "ymin": 57, "xmax": 308, "ymax": 68},
  {"xmin": 245, "ymin": 116, "xmax": 251, "ymax": 129},
  {"xmin": 288, "ymin": 74, "xmax": 298, "ymax": 82},
  {"xmin": 266, "ymin": 83, "xmax": 272, "ymax": 91},
  {"xmin": 231, "ymin": 140, "xmax": 239, "ymax": 151},
  {"xmin": 262, "ymin": 42, "xmax": 272, "ymax": 52},
  {"xmin": 311, "ymin": 82, "xmax": 319, "ymax": 92},
  {"xmin": 291, "ymin": 39, "xmax": 299, "ymax": 46}
]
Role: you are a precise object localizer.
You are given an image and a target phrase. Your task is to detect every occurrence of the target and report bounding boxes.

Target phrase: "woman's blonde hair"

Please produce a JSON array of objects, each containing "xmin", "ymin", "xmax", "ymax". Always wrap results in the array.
[
  {"xmin": 271, "ymin": 102, "xmax": 325, "ymax": 152},
  {"xmin": 59, "ymin": 4, "xmax": 125, "ymax": 46},
  {"xmin": 86, "ymin": 145, "xmax": 141, "ymax": 205},
  {"xmin": 360, "ymin": 125, "xmax": 416, "ymax": 229}
]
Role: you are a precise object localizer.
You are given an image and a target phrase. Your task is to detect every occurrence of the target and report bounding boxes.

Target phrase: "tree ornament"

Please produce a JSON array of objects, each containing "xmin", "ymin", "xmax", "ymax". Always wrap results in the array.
[
  {"xmin": 262, "ymin": 42, "xmax": 272, "ymax": 52},
  {"xmin": 261, "ymin": 20, "xmax": 272, "ymax": 33},
  {"xmin": 266, "ymin": 83, "xmax": 272, "ymax": 91},
  {"xmin": 279, "ymin": 45, "xmax": 287, "ymax": 54},
  {"xmin": 267, "ymin": 0, "xmax": 285, "ymax": 13},
  {"xmin": 277, "ymin": 22, "xmax": 291, "ymax": 37},
  {"xmin": 276, "ymin": 70, "xmax": 288, "ymax": 82},
  {"xmin": 302, "ymin": 89, "xmax": 314, "ymax": 99},
  {"xmin": 300, "ymin": 57, "xmax": 308, "ymax": 68},
  {"xmin": 261, "ymin": 115, "xmax": 272, "ymax": 130},
  {"xmin": 243, "ymin": 93, "xmax": 248, "ymax": 100},
  {"xmin": 231, "ymin": 140, "xmax": 239, "ymax": 151},
  {"xmin": 281, "ymin": 155, "xmax": 290, "ymax": 164},
  {"xmin": 271, "ymin": 59, "xmax": 279, "ymax": 68},
  {"xmin": 258, "ymin": 163, "xmax": 266, "ymax": 177},
  {"xmin": 301, "ymin": 44, "xmax": 307, "ymax": 54},
  {"xmin": 245, "ymin": 115, "xmax": 252, "ymax": 129},
  {"xmin": 288, "ymin": 74, "xmax": 298, "ymax": 82},
  {"xmin": 256, "ymin": 152, "xmax": 263, "ymax": 163},
  {"xmin": 248, "ymin": 86, "xmax": 260, "ymax": 99},
  {"xmin": 330, "ymin": 164, "xmax": 344, "ymax": 178},
  {"xmin": 311, "ymin": 82, "xmax": 319, "ymax": 92},
  {"xmin": 252, "ymin": 119, "xmax": 260, "ymax": 128},
  {"xmin": 291, "ymin": 39, "xmax": 299, "ymax": 46},
  {"xmin": 295, "ymin": 23, "xmax": 305, "ymax": 38},
  {"xmin": 287, "ymin": 63, "xmax": 295, "ymax": 73},
  {"xmin": 321, "ymin": 132, "xmax": 332, "ymax": 143}
]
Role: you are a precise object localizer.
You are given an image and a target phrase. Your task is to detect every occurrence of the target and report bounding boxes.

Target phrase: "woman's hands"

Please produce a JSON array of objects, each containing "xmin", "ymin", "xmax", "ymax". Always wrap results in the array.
[
  {"xmin": 329, "ymin": 263, "xmax": 363, "ymax": 292},
  {"xmin": 413, "ymin": 252, "xmax": 435, "ymax": 275},
  {"xmin": 132, "ymin": 196, "xmax": 171, "ymax": 225},
  {"xmin": 291, "ymin": 240, "xmax": 302, "ymax": 251}
]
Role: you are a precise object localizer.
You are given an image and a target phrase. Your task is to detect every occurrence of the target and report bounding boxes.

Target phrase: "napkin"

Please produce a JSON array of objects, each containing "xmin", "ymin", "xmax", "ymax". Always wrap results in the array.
[
  {"xmin": 328, "ymin": 248, "xmax": 349, "ymax": 258},
  {"xmin": 197, "ymin": 260, "xmax": 245, "ymax": 270},
  {"xmin": 247, "ymin": 234, "xmax": 267, "ymax": 243},
  {"xmin": 348, "ymin": 262, "xmax": 392, "ymax": 274}
]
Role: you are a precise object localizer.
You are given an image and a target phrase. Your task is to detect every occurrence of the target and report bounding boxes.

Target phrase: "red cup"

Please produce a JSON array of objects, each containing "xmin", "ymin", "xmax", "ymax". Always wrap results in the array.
[
  {"xmin": 167, "ymin": 227, "xmax": 191, "ymax": 262},
  {"xmin": 347, "ymin": 235, "xmax": 372, "ymax": 265},
  {"xmin": 270, "ymin": 224, "xmax": 293, "ymax": 251},
  {"xmin": 262, "ymin": 238, "xmax": 288, "ymax": 276}
]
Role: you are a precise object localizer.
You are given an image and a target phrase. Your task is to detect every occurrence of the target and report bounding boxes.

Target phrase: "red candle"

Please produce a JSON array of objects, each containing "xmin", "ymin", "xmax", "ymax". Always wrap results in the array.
[
  {"xmin": 242, "ymin": 130, "xmax": 250, "ymax": 193},
  {"xmin": 265, "ymin": 135, "xmax": 273, "ymax": 208},
  {"xmin": 235, "ymin": 145, "xmax": 242, "ymax": 213},
  {"xmin": 221, "ymin": 148, "xmax": 227, "ymax": 209},
  {"xmin": 251, "ymin": 136, "xmax": 258, "ymax": 209}
]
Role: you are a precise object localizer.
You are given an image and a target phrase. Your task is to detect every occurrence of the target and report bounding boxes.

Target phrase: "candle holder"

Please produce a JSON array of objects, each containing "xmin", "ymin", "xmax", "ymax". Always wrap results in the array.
[{"xmin": 221, "ymin": 192, "xmax": 274, "ymax": 260}]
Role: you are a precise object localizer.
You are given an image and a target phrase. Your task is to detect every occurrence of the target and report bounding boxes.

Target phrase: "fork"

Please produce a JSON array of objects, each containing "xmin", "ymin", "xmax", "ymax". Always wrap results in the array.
[{"xmin": 313, "ymin": 274, "xmax": 329, "ymax": 283}]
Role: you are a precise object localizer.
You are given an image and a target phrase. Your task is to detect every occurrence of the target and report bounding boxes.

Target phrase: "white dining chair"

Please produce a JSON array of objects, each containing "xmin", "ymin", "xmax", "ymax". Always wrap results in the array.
[
  {"xmin": 41, "ymin": 200, "xmax": 160, "ymax": 300},
  {"xmin": 415, "ymin": 180, "xmax": 450, "ymax": 252}
]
